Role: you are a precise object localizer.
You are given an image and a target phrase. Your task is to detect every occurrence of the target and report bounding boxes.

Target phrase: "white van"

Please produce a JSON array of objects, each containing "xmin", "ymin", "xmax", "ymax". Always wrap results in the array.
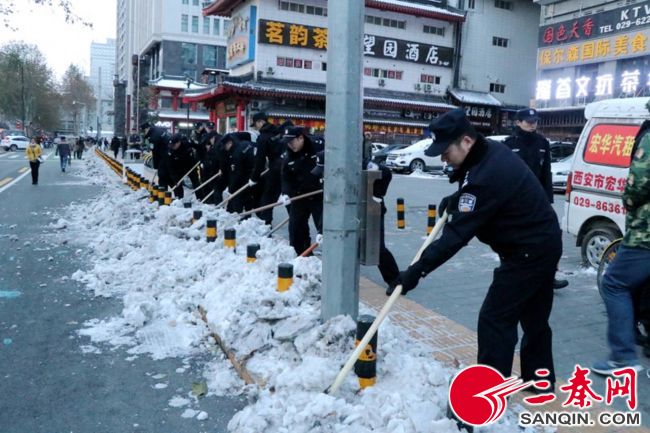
[
  {"xmin": 384, "ymin": 138, "xmax": 443, "ymax": 173},
  {"xmin": 564, "ymin": 97, "xmax": 648, "ymax": 268}
]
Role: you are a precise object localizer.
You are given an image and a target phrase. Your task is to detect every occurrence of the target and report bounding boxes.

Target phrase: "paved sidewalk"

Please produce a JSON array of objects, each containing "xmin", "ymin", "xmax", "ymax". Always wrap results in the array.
[{"xmin": 359, "ymin": 277, "xmax": 650, "ymax": 433}]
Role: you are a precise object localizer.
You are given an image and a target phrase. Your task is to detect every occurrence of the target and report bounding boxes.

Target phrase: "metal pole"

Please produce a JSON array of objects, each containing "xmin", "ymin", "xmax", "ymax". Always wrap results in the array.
[{"xmin": 321, "ymin": 1, "xmax": 364, "ymax": 321}]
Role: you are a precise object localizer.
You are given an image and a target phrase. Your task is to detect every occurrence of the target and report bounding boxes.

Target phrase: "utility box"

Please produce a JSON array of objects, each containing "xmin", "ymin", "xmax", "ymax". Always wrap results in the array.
[{"xmin": 359, "ymin": 169, "xmax": 382, "ymax": 265}]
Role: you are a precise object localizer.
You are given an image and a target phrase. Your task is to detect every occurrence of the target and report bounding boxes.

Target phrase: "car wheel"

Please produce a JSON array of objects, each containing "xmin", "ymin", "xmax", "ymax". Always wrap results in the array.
[
  {"xmin": 581, "ymin": 225, "xmax": 621, "ymax": 269},
  {"xmin": 596, "ymin": 238, "xmax": 622, "ymax": 295},
  {"xmin": 409, "ymin": 159, "xmax": 425, "ymax": 172},
  {"xmin": 10, "ymin": 145, "xmax": 17, "ymax": 151}
]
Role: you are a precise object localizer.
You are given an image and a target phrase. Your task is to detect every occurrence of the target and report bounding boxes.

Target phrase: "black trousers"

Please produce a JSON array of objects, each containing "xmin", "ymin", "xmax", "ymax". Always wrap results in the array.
[
  {"xmin": 378, "ymin": 209, "xmax": 399, "ymax": 285},
  {"xmin": 477, "ymin": 242, "xmax": 561, "ymax": 384},
  {"xmin": 256, "ymin": 171, "xmax": 282, "ymax": 225},
  {"xmin": 29, "ymin": 161, "xmax": 39, "ymax": 184},
  {"xmin": 289, "ymin": 196, "xmax": 323, "ymax": 255},
  {"xmin": 226, "ymin": 188, "xmax": 254, "ymax": 215}
]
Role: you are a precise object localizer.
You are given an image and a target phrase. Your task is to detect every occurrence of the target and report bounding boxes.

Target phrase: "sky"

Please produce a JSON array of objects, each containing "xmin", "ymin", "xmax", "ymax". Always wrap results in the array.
[{"xmin": 0, "ymin": 0, "xmax": 117, "ymax": 79}]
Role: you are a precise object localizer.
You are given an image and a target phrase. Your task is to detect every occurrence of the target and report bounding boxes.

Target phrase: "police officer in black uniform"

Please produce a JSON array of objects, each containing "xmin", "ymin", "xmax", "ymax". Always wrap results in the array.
[
  {"xmin": 504, "ymin": 108, "xmax": 568, "ymax": 290},
  {"xmin": 222, "ymin": 132, "xmax": 256, "ymax": 213},
  {"xmin": 168, "ymin": 132, "xmax": 200, "ymax": 199},
  {"xmin": 140, "ymin": 121, "xmax": 172, "ymax": 189},
  {"xmin": 279, "ymin": 127, "xmax": 323, "ymax": 256},
  {"xmin": 391, "ymin": 109, "xmax": 562, "ymax": 388}
]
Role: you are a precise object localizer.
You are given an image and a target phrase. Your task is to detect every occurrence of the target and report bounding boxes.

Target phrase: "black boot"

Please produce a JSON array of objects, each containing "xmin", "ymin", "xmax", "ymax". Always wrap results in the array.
[{"xmin": 553, "ymin": 278, "xmax": 569, "ymax": 290}]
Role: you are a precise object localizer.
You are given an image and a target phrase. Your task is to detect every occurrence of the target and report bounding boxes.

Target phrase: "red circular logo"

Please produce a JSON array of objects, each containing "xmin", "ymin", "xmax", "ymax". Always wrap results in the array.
[{"xmin": 449, "ymin": 365, "xmax": 515, "ymax": 426}]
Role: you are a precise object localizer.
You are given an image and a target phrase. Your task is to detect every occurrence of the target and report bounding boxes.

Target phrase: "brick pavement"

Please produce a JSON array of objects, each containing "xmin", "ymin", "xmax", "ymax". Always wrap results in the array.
[{"xmin": 359, "ymin": 277, "xmax": 650, "ymax": 433}]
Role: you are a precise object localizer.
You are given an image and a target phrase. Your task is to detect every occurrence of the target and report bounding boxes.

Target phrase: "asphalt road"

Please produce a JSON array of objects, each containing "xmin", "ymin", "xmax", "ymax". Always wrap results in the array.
[{"xmin": 0, "ymin": 154, "xmax": 245, "ymax": 433}]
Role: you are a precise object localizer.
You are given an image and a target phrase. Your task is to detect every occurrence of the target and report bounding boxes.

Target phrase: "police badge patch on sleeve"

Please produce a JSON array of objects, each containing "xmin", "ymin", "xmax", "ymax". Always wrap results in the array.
[{"xmin": 458, "ymin": 193, "xmax": 476, "ymax": 212}]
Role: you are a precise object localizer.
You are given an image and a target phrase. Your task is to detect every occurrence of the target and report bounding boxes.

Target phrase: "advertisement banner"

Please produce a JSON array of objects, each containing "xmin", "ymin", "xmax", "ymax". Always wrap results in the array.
[
  {"xmin": 226, "ymin": 6, "xmax": 257, "ymax": 69},
  {"xmin": 582, "ymin": 123, "xmax": 638, "ymax": 168}
]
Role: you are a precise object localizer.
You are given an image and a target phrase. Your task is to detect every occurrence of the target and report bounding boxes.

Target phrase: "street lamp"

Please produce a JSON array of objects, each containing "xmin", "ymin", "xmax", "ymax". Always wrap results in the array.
[{"xmin": 185, "ymin": 76, "xmax": 192, "ymax": 134}]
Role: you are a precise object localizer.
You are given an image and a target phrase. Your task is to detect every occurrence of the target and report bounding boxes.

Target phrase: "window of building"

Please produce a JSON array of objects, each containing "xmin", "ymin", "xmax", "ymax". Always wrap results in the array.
[
  {"xmin": 466, "ymin": 0, "xmax": 476, "ymax": 9},
  {"xmin": 182, "ymin": 69, "xmax": 196, "ymax": 81},
  {"xmin": 213, "ymin": 18, "xmax": 220, "ymax": 35},
  {"xmin": 181, "ymin": 14, "xmax": 188, "ymax": 32},
  {"xmin": 494, "ymin": 0, "xmax": 512, "ymax": 10},
  {"xmin": 304, "ymin": 60, "xmax": 312, "ymax": 69},
  {"xmin": 181, "ymin": 43, "xmax": 197, "ymax": 64},
  {"xmin": 203, "ymin": 46, "xmax": 217, "ymax": 67},
  {"xmin": 279, "ymin": 1, "xmax": 327, "ymax": 16},
  {"xmin": 192, "ymin": 0, "xmax": 199, "ymax": 5},
  {"xmin": 492, "ymin": 36, "xmax": 509, "ymax": 47},
  {"xmin": 420, "ymin": 74, "xmax": 441, "ymax": 84},
  {"xmin": 365, "ymin": 14, "xmax": 405, "ymax": 29},
  {"xmin": 490, "ymin": 83, "xmax": 506, "ymax": 93},
  {"xmin": 321, "ymin": 62, "xmax": 327, "ymax": 71},
  {"xmin": 423, "ymin": 25, "xmax": 445, "ymax": 36},
  {"xmin": 276, "ymin": 57, "xmax": 313, "ymax": 70},
  {"xmin": 192, "ymin": 16, "xmax": 199, "ymax": 33},
  {"xmin": 364, "ymin": 68, "xmax": 403, "ymax": 80},
  {"xmin": 203, "ymin": 17, "xmax": 210, "ymax": 34},
  {"xmin": 182, "ymin": 0, "xmax": 188, "ymax": 4}
]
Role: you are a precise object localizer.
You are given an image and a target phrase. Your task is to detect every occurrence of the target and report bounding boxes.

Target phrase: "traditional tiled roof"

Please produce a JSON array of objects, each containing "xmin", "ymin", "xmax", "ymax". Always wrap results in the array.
[
  {"xmin": 148, "ymin": 76, "xmax": 209, "ymax": 91},
  {"xmin": 183, "ymin": 78, "xmax": 457, "ymax": 111},
  {"xmin": 203, "ymin": 0, "xmax": 465, "ymax": 22},
  {"xmin": 448, "ymin": 88, "xmax": 503, "ymax": 107}
]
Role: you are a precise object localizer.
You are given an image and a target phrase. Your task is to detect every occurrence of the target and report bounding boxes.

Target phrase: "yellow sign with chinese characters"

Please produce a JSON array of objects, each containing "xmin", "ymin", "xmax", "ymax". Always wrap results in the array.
[{"xmin": 538, "ymin": 28, "xmax": 650, "ymax": 70}]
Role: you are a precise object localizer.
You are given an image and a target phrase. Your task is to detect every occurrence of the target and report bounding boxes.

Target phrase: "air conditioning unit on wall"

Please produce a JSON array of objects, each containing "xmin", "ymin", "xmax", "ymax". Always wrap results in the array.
[
  {"xmin": 414, "ymin": 83, "xmax": 422, "ymax": 91},
  {"xmin": 378, "ymin": 78, "xmax": 386, "ymax": 87},
  {"xmin": 250, "ymin": 101, "xmax": 262, "ymax": 110}
]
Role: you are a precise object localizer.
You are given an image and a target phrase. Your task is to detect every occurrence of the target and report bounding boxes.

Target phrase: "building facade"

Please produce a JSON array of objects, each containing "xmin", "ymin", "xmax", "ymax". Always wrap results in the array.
[
  {"xmin": 90, "ymin": 39, "xmax": 116, "ymax": 137},
  {"xmin": 534, "ymin": 0, "xmax": 650, "ymax": 140},
  {"xmin": 115, "ymin": 0, "xmax": 229, "ymax": 134}
]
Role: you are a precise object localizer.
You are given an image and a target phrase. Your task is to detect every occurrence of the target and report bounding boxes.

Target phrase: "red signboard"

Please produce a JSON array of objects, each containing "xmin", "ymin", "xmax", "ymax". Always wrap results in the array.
[{"xmin": 583, "ymin": 124, "xmax": 639, "ymax": 168}]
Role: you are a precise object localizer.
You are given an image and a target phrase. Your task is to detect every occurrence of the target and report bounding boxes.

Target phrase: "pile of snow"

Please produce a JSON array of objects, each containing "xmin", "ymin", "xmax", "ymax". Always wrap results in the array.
[{"xmin": 48, "ymin": 150, "xmax": 546, "ymax": 433}]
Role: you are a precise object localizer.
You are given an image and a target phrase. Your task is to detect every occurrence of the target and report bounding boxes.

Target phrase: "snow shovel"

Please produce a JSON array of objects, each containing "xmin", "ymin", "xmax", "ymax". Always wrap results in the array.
[
  {"xmin": 263, "ymin": 216, "xmax": 290, "ymax": 237},
  {"xmin": 237, "ymin": 189, "xmax": 323, "ymax": 219},
  {"xmin": 193, "ymin": 171, "xmax": 222, "ymax": 194},
  {"xmin": 325, "ymin": 210, "xmax": 448, "ymax": 395},
  {"xmin": 171, "ymin": 161, "xmax": 201, "ymax": 191},
  {"xmin": 216, "ymin": 183, "xmax": 251, "ymax": 209}
]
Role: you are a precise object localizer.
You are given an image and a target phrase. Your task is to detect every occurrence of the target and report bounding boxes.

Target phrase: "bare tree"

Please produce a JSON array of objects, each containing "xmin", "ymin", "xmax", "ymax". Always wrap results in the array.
[{"xmin": 1, "ymin": 0, "xmax": 92, "ymax": 29}]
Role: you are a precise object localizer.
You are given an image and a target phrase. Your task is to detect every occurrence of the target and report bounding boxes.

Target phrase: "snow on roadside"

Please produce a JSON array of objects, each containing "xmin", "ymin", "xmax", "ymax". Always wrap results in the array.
[{"xmin": 49, "ymin": 150, "xmax": 550, "ymax": 433}]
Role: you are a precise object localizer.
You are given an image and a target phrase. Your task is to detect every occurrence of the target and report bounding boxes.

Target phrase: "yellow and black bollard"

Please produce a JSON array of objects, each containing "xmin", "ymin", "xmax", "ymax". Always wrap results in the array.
[
  {"xmin": 148, "ymin": 184, "xmax": 156, "ymax": 203},
  {"xmin": 206, "ymin": 219, "xmax": 217, "ymax": 243},
  {"xmin": 192, "ymin": 210, "xmax": 202, "ymax": 224},
  {"xmin": 427, "ymin": 204, "xmax": 437, "ymax": 234},
  {"xmin": 247, "ymin": 244, "xmax": 260, "ymax": 263},
  {"xmin": 396, "ymin": 198, "xmax": 405, "ymax": 229},
  {"xmin": 354, "ymin": 314, "xmax": 377, "ymax": 389},
  {"xmin": 164, "ymin": 191, "xmax": 173, "ymax": 205},
  {"xmin": 277, "ymin": 263, "xmax": 293, "ymax": 292},
  {"xmin": 224, "ymin": 228, "xmax": 236, "ymax": 250},
  {"xmin": 157, "ymin": 187, "xmax": 165, "ymax": 205},
  {"xmin": 183, "ymin": 200, "xmax": 192, "ymax": 209}
]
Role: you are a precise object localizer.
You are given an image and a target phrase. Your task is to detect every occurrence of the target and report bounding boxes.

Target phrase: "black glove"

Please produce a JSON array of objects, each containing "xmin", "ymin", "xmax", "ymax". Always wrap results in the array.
[
  {"xmin": 386, "ymin": 262, "xmax": 425, "ymax": 296},
  {"xmin": 439, "ymin": 191, "xmax": 460, "ymax": 215}
]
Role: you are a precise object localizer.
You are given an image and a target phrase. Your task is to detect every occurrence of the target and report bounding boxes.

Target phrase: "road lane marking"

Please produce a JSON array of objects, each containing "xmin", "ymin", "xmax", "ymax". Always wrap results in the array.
[
  {"xmin": 8, "ymin": 154, "xmax": 19, "ymax": 159},
  {"xmin": 18, "ymin": 167, "xmax": 28, "ymax": 173},
  {"xmin": 0, "ymin": 177, "xmax": 12, "ymax": 187}
]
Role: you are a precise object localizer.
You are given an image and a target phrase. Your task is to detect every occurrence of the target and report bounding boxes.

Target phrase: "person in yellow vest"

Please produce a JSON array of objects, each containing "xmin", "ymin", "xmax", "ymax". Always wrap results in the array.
[{"xmin": 25, "ymin": 137, "xmax": 43, "ymax": 185}]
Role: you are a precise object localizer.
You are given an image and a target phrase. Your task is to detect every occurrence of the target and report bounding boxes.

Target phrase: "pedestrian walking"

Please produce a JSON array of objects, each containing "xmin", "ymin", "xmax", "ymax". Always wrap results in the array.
[
  {"xmin": 55, "ymin": 136, "xmax": 71, "ymax": 172},
  {"xmin": 504, "ymin": 108, "xmax": 568, "ymax": 290},
  {"xmin": 592, "ymin": 118, "xmax": 650, "ymax": 376},
  {"xmin": 389, "ymin": 109, "xmax": 562, "ymax": 389},
  {"xmin": 279, "ymin": 127, "xmax": 323, "ymax": 256},
  {"xmin": 110, "ymin": 136, "xmax": 120, "ymax": 159},
  {"xmin": 25, "ymin": 137, "xmax": 43, "ymax": 185},
  {"xmin": 75, "ymin": 137, "xmax": 84, "ymax": 160}
]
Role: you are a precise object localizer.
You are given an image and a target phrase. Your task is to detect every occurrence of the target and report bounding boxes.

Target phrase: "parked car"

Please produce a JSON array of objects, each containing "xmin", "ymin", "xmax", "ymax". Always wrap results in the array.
[
  {"xmin": 564, "ymin": 97, "xmax": 646, "ymax": 268},
  {"xmin": 1, "ymin": 135, "xmax": 29, "ymax": 151},
  {"xmin": 370, "ymin": 142, "xmax": 388, "ymax": 154},
  {"xmin": 372, "ymin": 143, "xmax": 409, "ymax": 165},
  {"xmin": 550, "ymin": 141, "xmax": 576, "ymax": 162},
  {"xmin": 384, "ymin": 138, "xmax": 443, "ymax": 173},
  {"xmin": 551, "ymin": 155, "xmax": 573, "ymax": 193}
]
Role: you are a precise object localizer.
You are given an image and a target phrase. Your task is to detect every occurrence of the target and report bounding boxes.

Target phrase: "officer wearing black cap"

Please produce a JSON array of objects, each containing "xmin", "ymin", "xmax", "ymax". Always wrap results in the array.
[
  {"xmin": 250, "ymin": 118, "xmax": 293, "ymax": 225},
  {"xmin": 140, "ymin": 121, "xmax": 172, "ymax": 188},
  {"xmin": 390, "ymin": 108, "xmax": 562, "ymax": 390},
  {"xmin": 279, "ymin": 126, "xmax": 323, "ymax": 255},
  {"xmin": 221, "ymin": 132, "xmax": 256, "ymax": 213},
  {"xmin": 168, "ymin": 132, "xmax": 200, "ymax": 199},
  {"xmin": 505, "ymin": 108, "xmax": 568, "ymax": 290}
]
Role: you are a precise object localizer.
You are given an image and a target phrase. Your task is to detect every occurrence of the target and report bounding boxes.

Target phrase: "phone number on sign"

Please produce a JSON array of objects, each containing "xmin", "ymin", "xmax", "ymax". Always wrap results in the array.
[{"xmin": 573, "ymin": 197, "xmax": 626, "ymax": 214}]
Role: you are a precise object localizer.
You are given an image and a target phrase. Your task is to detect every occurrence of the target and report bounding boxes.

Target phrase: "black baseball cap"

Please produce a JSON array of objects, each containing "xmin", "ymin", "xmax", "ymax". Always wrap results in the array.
[
  {"xmin": 139, "ymin": 121, "xmax": 151, "ymax": 131},
  {"xmin": 250, "ymin": 112, "xmax": 268, "ymax": 127},
  {"xmin": 515, "ymin": 108, "xmax": 539, "ymax": 122},
  {"xmin": 280, "ymin": 126, "xmax": 306, "ymax": 145},
  {"xmin": 425, "ymin": 109, "xmax": 473, "ymax": 157}
]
